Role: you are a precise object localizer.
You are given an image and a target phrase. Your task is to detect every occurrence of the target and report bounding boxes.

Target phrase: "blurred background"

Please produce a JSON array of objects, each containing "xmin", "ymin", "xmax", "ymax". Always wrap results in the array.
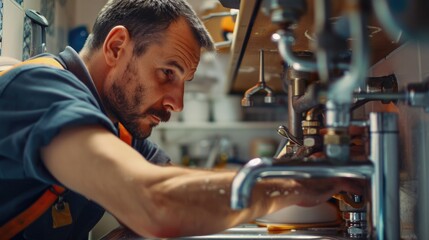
[{"xmin": 2, "ymin": 0, "xmax": 428, "ymax": 238}]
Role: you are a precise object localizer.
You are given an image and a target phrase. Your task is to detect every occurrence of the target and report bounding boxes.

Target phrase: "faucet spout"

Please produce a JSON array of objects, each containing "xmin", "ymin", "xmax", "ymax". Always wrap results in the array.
[{"xmin": 231, "ymin": 157, "xmax": 373, "ymax": 209}]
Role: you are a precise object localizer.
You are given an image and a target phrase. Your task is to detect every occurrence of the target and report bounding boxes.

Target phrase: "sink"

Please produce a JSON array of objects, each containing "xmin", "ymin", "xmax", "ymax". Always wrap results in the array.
[
  {"xmin": 101, "ymin": 224, "xmax": 353, "ymax": 240},
  {"xmin": 174, "ymin": 224, "xmax": 352, "ymax": 240}
]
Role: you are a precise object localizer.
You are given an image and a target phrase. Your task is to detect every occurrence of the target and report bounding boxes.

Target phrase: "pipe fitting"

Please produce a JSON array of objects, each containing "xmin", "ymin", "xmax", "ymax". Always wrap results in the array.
[
  {"xmin": 261, "ymin": 0, "xmax": 307, "ymax": 25},
  {"xmin": 241, "ymin": 49, "xmax": 275, "ymax": 107},
  {"xmin": 324, "ymin": 132, "xmax": 350, "ymax": 145}
]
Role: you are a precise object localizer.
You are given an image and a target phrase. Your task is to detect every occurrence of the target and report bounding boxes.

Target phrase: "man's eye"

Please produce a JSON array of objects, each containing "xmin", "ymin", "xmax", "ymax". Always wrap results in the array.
[{"xmin": 162, "ymin": 69, "xmax": 174, "ymax": 80}]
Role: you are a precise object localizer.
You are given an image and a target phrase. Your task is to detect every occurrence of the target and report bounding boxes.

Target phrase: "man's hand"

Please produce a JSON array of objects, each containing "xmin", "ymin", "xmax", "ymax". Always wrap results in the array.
[{"xmin": 294, "ymin": 178, "xmax": 366, "ymax": 207}]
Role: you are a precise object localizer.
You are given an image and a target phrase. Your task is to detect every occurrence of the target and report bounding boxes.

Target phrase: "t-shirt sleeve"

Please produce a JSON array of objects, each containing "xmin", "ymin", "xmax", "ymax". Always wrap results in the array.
[
  {"xmin": 0, "ymin": 66, "xmax": 116, "ymax": 185},
  {"xmin": 133, "ymin": 139, "xmax": 171, "ymax": 165}
]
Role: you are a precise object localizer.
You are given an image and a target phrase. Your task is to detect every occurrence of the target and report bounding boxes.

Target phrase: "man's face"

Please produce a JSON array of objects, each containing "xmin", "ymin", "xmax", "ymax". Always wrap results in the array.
[{"xmin": 103, "ymin": 19, "xmax": 201, "ymax": 139}]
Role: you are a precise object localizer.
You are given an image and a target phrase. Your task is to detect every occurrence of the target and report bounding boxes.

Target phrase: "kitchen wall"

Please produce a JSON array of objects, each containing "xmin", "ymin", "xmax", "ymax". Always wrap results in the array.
[
  {"xmin": 0, "ymin": 0, "xmax": 72, "ymax": 59},
  {"xmin": 365, "ymin": 41, "xmax": 429, "ymax": 238},
  {"xmin": 1, "ymin": 0, "xmax": 24, "ymax": 59},
  {"xmin": 0, "ymin": 0, "xmax": 113, "ymax": 59},
  {"xmin": 72, "ymin": 0, "xmax": 104, "ymax": 29}
]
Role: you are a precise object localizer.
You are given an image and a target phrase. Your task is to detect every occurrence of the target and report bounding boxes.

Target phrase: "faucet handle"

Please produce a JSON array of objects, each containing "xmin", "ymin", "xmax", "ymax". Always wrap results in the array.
[{"xmin": 277, "ymin": 125, "xmax": 303, "ymax": 146}]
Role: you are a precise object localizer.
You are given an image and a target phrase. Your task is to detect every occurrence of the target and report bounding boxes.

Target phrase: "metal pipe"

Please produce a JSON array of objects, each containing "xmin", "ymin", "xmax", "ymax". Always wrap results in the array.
[
  {"xmin": 275, "ymin": 30, "xmax": 349, "ymax": 72},
  {"xmin": 288, "ymin": 83, "xmax": 303, "ymax": 140},
  {"xmin": 276, "ymin": 30, "xmax": 317, "ymax": 72},
  {"xmin": 327, "ymin": 0, "xmax": 369, "ymax": 106},
  {"xmin": 258, "ymin": 50, "xmax": 274, "ymax": 104},
  {"xmin": 371, "ymin": 0, "xmax": 404, "ymax": 43},
  {"xmin": 286, "ymin": 61, "xmax": 318, "ymax": 138},
  {"xmin": 259, "ymin": 48, "xmax": 265, "ymax": 89},
  {"xmin": 314, "ymin": 0, "xmax": 332, "ymax": 83},
  {"xmin": 369, "ymin": 112, "xmax": 400, "ymax": 240},
  {"xmin": 354, "ymin": 92, "xmax": 407, "ymax": 101},
  {"xmin": 292, "ymin": 83, "xmax": 320, "ymax": 113},
  {"xmin": 324, "ymin": 0, "xmax": 369, "ymax": 162}
]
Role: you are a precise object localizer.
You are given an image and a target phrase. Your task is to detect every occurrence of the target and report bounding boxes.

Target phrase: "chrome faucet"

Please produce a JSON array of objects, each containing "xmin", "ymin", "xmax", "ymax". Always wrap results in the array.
[
  {"xmin": 241, "ymin": 49, "xmax": 275, "ymax": 107},
  {"xmin": 231, "ymin": 112, "xmax": 400, "ymax": 239},
  {"xmin": 234, "ymin": 0, "xmax": 411, "ymax": 238}
]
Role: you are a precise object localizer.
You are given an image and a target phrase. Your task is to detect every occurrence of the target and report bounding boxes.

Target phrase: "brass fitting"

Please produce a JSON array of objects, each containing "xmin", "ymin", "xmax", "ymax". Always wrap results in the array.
[
  {"xmin": 302, "ymin": 120, "xmax": 320, "ymax": 135},
  {"xmin": 324, "ymin": 129, "xmax": 350, "ymax": 145}
]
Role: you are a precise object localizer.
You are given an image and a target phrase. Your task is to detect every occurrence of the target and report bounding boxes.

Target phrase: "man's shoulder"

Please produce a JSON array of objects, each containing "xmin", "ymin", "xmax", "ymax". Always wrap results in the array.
[{"xmin": 0, "ymin": 64, "xmax": 86, "ymax": 93}]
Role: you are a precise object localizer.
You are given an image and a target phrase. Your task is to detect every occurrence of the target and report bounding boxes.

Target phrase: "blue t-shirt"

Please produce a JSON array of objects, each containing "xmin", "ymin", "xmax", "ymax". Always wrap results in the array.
[{"xmin": 0, "ymin": 47, "xmax": 170, "ymax": 239}]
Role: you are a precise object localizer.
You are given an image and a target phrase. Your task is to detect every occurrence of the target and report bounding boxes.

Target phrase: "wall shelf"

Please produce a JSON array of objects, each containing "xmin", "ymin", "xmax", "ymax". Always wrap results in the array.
[
  {"xmin": 154, "ymin": 121, "xmax": 285, "ymax": 130},
  {"xmin": 150, "ymin": 121, "xmax": 285, "ymax": 158}
]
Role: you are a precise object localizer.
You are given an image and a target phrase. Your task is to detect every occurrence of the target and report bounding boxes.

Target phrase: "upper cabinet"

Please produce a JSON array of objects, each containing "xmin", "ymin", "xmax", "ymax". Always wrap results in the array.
[{"xmin": 223, "ymin": 0, "xmax": 400, "ymax": 94}]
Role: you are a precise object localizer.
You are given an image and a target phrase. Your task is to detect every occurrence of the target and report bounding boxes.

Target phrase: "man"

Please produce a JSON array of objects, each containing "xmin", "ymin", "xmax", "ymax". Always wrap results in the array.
[{"xmin": 0, "ymin": 0, "xmax": 361, "ymax": 239}]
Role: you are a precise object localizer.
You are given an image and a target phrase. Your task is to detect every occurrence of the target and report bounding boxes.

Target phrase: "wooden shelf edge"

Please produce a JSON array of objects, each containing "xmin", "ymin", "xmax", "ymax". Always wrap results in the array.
[{"xmin": 154, "ymin": 121, "xmax": 285, "ymax": 130}]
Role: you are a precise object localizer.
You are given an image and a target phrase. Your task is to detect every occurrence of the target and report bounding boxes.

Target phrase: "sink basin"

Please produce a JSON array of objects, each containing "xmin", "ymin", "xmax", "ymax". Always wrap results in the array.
[
  {"xmin": 175, "ymin": 224, "xmax": 351, "ymax": 240},
  {"xmin": 101, "ymin": 224, "xmax": 353, "ymax": 240}
]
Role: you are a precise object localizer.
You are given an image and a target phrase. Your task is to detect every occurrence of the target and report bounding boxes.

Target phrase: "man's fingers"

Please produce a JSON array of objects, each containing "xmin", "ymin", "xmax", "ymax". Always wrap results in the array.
[{"xmin": 337, "ymin": 178, "xmax": 367, "ymax": 195}]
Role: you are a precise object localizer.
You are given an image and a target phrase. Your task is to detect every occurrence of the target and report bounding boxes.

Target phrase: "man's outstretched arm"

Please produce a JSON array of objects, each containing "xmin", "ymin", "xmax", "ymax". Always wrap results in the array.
[{"xmin": 41, "ymin": 124, "xmax": 361, "ymax": 238}]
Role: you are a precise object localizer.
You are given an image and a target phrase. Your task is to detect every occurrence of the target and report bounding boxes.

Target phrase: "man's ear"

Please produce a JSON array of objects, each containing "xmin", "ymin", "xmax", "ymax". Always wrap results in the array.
[{"xmin": 103, "ymin": 26, "xmax": 131, "ymax": 67}]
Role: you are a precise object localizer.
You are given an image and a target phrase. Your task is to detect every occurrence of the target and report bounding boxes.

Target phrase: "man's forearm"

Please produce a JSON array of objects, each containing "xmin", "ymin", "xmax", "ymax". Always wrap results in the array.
[
  {"xmin": 41, "ymin": 125, "xmax": 359, "ymax": 238},
  {"xmin": 138, "ymin": 167, "xmax": 315, "ymax": 237}
]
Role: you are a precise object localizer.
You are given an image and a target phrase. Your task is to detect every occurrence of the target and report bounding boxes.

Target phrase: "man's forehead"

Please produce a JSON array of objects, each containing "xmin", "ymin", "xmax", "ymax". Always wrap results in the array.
[{"xmin": 164, "ymin": 27, "xmax": 201, "ymax": 68}]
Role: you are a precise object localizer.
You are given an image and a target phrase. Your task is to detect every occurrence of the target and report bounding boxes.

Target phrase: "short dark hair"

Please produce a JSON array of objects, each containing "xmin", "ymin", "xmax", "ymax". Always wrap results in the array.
[{"xmin": 84, "ymin": 0, "xmax": 214, "ymax": 56}]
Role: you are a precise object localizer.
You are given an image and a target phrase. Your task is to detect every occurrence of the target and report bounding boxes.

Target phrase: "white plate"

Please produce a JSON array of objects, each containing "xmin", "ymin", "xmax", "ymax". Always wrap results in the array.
[{"xmin": 256, "ymin": 202, "xmax": 339, "ymax": 224}]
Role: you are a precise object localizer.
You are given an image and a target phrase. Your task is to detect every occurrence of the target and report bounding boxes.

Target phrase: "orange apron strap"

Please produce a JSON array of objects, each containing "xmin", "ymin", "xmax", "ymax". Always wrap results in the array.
[
  {"xmin": 118, "ymin": 122, "xmax": 133, "ymax": 146},
  {"xmin": 18, "ymin": 57, "xmax": 63, "ymax": 69},
  {"xmin": 0, "ymin": 185, "xmax": 65, "ymax": 240},
  {"xmin": 0, "ymin": 56, "xmax": 64, "ymax": 77},
  {"xmin": 0, "ymin": 56, "xmax": 65, "ymax": 239}
]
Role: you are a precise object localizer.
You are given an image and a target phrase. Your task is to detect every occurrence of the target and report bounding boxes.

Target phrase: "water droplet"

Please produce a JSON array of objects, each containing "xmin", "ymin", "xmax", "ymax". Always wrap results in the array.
[
  {"xmin": 284, "ymin": 191, "xmax": 289, "ymax": 195},
  {"xmin": 219, "ymin": 189, "xmax": 226, "ymax": 195},
  {"xmin": 270, "ymin": 191, "xmax": 280, "ymax": 197},
  {"xmin": 294, "ymin": 190, "xmax": 299, "ymax": 195}
]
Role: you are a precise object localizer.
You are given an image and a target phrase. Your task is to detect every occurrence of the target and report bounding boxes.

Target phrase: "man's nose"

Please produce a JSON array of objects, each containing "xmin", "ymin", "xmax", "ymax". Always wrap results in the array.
[{"xmin": 163, "ymin": 87, "xmax": 184, "ymax": 112}]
